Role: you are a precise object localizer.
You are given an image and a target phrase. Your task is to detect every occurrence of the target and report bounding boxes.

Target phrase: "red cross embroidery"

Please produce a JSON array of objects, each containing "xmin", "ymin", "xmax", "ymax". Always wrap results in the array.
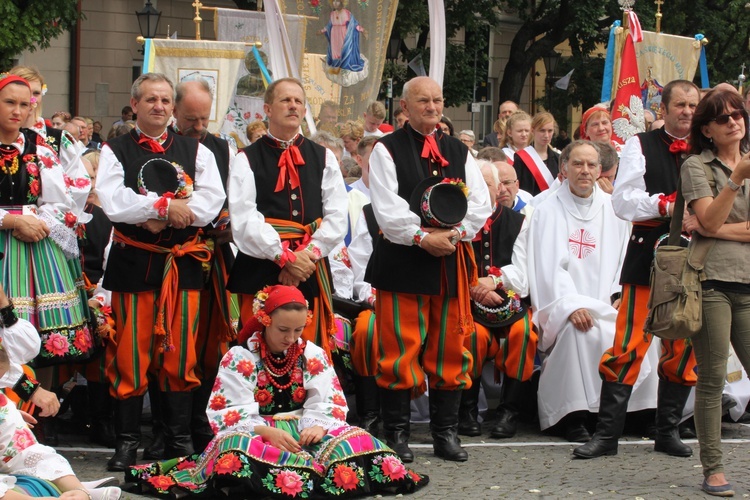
[{"xmin": 568, "ymin": 229, "xmax": 596, "ymax": 259}]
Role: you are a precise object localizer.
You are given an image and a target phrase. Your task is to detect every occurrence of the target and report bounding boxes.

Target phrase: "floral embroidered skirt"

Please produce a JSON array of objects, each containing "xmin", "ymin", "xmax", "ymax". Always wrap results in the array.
[
  {"xmin": 128, "ymin": 423, "xmax": 429, "ymax": 498},
  {"xmin": 0, "ymin": 232, "xmax": 94, "ymax": 366}
]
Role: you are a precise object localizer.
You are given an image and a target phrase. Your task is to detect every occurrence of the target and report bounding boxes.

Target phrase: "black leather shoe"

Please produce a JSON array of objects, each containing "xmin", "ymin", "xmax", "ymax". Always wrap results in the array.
[
  {"xmin": 430, "ymin": 390, "xmax": 468, "ymax": 462},
  {"xmin": 653, "ymin": 380, "xmax": 692, "ymax": 457},
  {"xmin": 573, "ymin": 382, "xmax": 633, "ymax": 459},
  {"xmin": 379, "ymin": 388, "xmax": 414, "ymax": 463},
  {"xmin": 108, "ymin": 396, "xmax": 144, "ymax": 471},
  {"xmin": 458, "ymin": 378, "xmax": 482, "ymax": 437}
]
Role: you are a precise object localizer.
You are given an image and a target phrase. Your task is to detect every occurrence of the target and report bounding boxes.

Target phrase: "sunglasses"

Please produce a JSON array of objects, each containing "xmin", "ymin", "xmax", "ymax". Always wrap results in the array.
[{"xmin": 710, "ymin": 110, "xmax": 746, "ymax": 126}]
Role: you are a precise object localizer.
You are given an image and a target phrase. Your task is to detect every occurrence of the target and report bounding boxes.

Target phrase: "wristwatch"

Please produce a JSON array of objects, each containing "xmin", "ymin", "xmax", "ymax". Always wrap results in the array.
[{"xmin": 727, "ymin": 177, "xmax": 742, "ymax": 192}]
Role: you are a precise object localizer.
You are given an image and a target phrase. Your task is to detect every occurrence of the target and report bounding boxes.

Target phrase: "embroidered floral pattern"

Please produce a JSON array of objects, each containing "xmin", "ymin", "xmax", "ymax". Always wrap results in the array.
[
  {"xmin": 38, "ymin": 325, "xmax": 94, "ymax": 361},
  {"xmin": 262, "ymin": 468, "xmax": 310, "ymax": 498},
  {"xmin": 321, "ymin": 461, "xmax": 364, "ymax": 494}
]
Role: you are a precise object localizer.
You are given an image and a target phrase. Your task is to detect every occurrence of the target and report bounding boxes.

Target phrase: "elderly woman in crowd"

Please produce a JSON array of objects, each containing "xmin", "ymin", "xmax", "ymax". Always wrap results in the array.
[{"xmin": 681, "ymin": 87, "xmax": 750, "ymax": 498}]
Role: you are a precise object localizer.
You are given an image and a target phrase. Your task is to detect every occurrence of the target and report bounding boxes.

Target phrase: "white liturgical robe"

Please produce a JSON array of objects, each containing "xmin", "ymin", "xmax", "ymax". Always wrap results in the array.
[{"xmin": 529, "ymin": 181, "xmax": 656, "ymax": 429}]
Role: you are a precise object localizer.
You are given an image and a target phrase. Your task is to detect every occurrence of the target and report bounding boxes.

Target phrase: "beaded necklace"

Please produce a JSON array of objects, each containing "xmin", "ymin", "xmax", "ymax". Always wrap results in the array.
[
  {"xmin": 259, "ymin": 336, "xmax": 303, "ymax": 390},
  {"xmin": 0, "ymin": 147, "xmax": 19, "ymax": 175}
]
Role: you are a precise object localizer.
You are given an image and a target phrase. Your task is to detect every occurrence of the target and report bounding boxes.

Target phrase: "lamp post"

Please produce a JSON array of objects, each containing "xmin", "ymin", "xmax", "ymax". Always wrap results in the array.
[
  {"xmin": 385, "ymin": 32, "xmax": 401, "ymax": 125},
  {"xmin": 543, "ymin": 51, "xmax": 561, "ymax": 111},
  {"xmin": 136, "ymin": 0, "xmax": 162, "ymax": 53}
]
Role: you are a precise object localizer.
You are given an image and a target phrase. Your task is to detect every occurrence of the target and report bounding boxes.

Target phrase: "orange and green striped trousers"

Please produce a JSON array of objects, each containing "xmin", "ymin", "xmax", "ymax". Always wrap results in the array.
[
  {"xmin": 464, "ymin": 310, "xmax": 536, "ymax": 382},
  {"xmin": 599, "ymin": 284, "xmax": 697, "ymax": 386},
  {"xmin": 375, "ymin": 290, "xmax": 473, "ymax": 391},
  {"xmin": 106, "ymin": 290, "xmax": 201, "ymax": 399}
]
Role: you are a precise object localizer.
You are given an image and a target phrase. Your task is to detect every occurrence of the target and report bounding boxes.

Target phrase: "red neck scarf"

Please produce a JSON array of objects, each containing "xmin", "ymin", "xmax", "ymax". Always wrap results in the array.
[
  {"xmin": 138, "ymin": 131, "xmax": 167, "ymax": 153},
  {"xmin": 275, "ymin": 144, "xmax": 305, "ymax": 192},
  {"xmin": 421, "ymin": 133, "xmax": 449, "ymax": 167}
]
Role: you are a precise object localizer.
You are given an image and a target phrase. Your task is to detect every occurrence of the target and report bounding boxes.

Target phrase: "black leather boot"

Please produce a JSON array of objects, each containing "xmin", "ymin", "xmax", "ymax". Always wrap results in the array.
[
  {"xmin": 490, "ymin": 377, "xmax": 523, "ymax": 438},
  {"xmin": 191, "ymin": 380, "xmax": 216, "ymax": 454},
  {"xmin": 563, "ymin": 411, "xmax": 591, "ymax": 443},
  {"xmin": 458, "ymin": 378, "xmax": 482, "ymax": 437},
  {"xmin": 573, "ymin": 381, "xmax": 632, "ymax": 458},
  {"xmin": 429, "ymin": 389, "xmax": 468, "ymax": 462},
  {"xmin": 379, "ymin": 388, "xmax": 413, "ymax": 463},
  {"xmin": 35, "ymin": 416, "xmax": 59, "ymax": 447},
  {"xmin": 653, "ymin": 380, "xmax": 693, "ymax": 457},
  {"xmin": 108, "ymin": 395, "xmax": 144, "ymax": 471},
  {"xmin": 162, "ymin": 391, "xmax": 195, "ymax": 459},
  {"xmin": 88, "ymin": 381, "xmax": 116, "ymax": 448},
  {"xmin": 354, "ymin": 376, "xmax": 381, "ymax": 437},
  {"xmin": 142, "ymin": 383, "xmax": 165, "ymax": 460}
]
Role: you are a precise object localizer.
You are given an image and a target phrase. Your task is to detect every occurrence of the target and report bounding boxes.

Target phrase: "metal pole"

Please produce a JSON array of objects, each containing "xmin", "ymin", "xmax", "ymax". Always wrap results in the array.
[{"xmin": 387, "ymin": 77, "xmax": 393, "ymax": 125}]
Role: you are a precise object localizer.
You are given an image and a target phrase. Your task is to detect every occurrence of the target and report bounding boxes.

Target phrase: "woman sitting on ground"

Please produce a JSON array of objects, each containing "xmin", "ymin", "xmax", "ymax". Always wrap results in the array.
[{"xmin": 128, "ymin": 285, "xmax": 428, "ymax": 498}]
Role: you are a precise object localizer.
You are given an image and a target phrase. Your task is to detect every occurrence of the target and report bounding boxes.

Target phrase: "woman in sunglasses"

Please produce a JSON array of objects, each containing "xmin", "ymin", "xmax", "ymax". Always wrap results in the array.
[{"xmin": 680, "ymin": 87, "xmax": 750, "ymax": 497}]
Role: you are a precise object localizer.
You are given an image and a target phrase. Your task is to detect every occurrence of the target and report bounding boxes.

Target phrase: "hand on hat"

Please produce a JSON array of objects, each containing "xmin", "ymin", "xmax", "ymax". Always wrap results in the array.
[
  {"xmin": 168, "ymin": 199, "xmax": 196, "ymax": 229},
  {"xmin": 471, "ymin": 278, "xmax": 505, "ymax": 307},
  {"xmin": 420, "ymin": 228, "xmax": 457, "ymax": 257},
  {"xmin": 12, "ymin": 215, "xmax": 49, "ymax": 243}
]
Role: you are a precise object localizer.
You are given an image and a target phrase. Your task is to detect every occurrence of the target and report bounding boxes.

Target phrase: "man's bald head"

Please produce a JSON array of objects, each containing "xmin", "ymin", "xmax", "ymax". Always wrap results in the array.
[
  {"xmin": 173, "ymin": 79, "xmax": 213, "ymax": 138},
  {"xmin": 479, "ymin": 161, "xmax": 499, "ymax": 205},
  {"xmin": 493, "ymin": 161, "xmax": 519, "ymax": 208}
]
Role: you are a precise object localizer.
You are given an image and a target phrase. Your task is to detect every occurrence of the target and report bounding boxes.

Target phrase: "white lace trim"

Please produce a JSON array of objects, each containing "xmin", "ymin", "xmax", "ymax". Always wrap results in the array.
[
  {"xmin": 40, "ymin": 212, "xmax": 79, "ymax": 259},
  {"xmin": 10, "ymin": 446, "xmax": 75, "ymax": 480},
  {"xmin": 299, "ymin": 416, "xmax": 342, "ymax": 431}
]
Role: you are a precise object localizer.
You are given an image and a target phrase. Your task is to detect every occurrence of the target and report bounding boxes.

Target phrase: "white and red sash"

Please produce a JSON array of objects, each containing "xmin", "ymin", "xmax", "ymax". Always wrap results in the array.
[
  {"xmin": 501, "ymin": 146, "xmax": 516, "ymax": 166},
  {"xmin": 515, "ymin": 146, "xmax": 554, "ymax": 191}
]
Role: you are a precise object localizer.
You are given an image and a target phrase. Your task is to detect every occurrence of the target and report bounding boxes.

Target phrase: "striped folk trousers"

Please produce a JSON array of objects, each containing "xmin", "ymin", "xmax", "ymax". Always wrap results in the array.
[
  {"xmin": 464, "ymin": 310, "xmax": 536, "ymax": 381},
  {"xmin": 375, "ymin": 290, "xmax": 473, "ymax": 391},
  {"xmin": 599, "ymin": 284, "xmax": 697, "ymax": 386},
  {"xmin": 107, "ymin": 290, "xmax": 201, "ymax": 399}
]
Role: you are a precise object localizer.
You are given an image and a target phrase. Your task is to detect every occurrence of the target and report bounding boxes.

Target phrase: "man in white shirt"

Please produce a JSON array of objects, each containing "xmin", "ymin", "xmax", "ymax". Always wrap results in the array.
[
  {"xmin": 227, "ymin": 78, "xmax": 348, "ymax": 360},
  {"xmin": 96, "ymin": 73, "xmax": 225, "ymax": 470},
  {"xmin": 368, "ymin": 76, "xmax": 491, "ymax": 463}
]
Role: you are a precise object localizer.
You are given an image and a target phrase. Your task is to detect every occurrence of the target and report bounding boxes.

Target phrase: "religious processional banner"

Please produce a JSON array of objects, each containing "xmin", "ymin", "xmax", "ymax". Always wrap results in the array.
[
  {"xmin": 612, "ymin": 29, "xmax": 701, "ymax": 116},
  {"xmin": 214, "ymin": 8, "xmax": 307, "ymax": 146},
  {"xmin": 142, "ymin": 39, "xmax": 245, "ymax": 135},
  {"xmin": 279, "ymin": 0, "xmax": 399, "ymax": 127}
]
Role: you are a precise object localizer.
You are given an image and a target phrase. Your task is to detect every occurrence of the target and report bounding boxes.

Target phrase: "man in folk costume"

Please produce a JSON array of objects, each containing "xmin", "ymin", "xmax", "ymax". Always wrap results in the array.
[
  {"xmin": 368, "ymin": 76, "xmax": 492, "ymax": 463},
  {"xmin": 96, "ymin": 73, "xmax": 225, "ymax": 470},
  {"xmin": 529, "ymin": 141, "xmax": 652, "ymax": 441},
  {"xmin": 574, "ymin": 80, "xmax": 701, "ymax": 459},
  {"xmin": 227, "ymin": 78, "xmax": 348, "ymax": 359},
  {"xmin": 458, "ymin": 162, "xmax": 534, "ymax": 439},
  {"xmin": 172, "ymin": 79, "xmax": 236, "ymax": 454}
]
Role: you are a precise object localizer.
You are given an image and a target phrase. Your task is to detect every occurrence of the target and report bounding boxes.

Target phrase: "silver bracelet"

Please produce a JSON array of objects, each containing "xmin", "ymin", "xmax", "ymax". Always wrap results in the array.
[{"xmin": 71, "ymin": 488, "xmax": 93, "ymax": 500}]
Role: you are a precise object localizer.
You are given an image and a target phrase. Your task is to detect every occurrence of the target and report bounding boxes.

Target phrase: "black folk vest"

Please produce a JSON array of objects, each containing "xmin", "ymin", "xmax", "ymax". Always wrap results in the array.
[
  {"xmin": 227, "ymin": 135, "xmax": 328, "ymax": 301},
  {"xmin": 366, "ymin": 125, "xmax": 469, "ymax": 296},
  {"xmin": 103, "ymin": 129, "xmax": 202, "ymax": 292},
  {"xmin": 472, "ymin": 205, "xmax": 525, "ymax": 276},
  {"xmin": 620, "ymin": 128, "xmax": 682, "ymax": 286}
]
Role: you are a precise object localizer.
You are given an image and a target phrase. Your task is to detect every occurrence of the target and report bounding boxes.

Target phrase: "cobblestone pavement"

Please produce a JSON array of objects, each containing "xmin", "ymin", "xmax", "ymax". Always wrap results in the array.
[{"xmin": 57, "ymin": 418, "xmax": 750, "ymax": 500}]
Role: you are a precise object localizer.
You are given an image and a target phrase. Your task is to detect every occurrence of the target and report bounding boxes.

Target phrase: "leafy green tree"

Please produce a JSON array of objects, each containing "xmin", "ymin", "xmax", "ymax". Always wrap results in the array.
[{"xmin": 0, "ymin": 0, "xmax": 82, "ymax": 71}]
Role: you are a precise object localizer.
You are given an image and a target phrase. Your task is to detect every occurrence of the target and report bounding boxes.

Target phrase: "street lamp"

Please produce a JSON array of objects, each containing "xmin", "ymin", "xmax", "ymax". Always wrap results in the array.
[
  {"xmin": 543, "ymin": 51, "xmax": 561, "ymax": 111},
  {"xmin": 136, "ymin": 0, "xmax": 162, "ymax": 41}
]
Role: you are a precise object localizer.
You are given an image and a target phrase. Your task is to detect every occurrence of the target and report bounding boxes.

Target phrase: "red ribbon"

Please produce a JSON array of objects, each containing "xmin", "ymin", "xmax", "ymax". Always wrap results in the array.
[
  {"xmin": 421, "ymin": 134, "xmax": 449, "ymax": 167},
  {"xmin": 138, "ymin": 134, "xmax": 165, "ymax": 153},
  {"xmin": 275, "ymin": 145, "xmax": 305, "ymax": 192},
  {"xmin": 669, "ymin": 139, "xmax": 689, "ymax": 154}
]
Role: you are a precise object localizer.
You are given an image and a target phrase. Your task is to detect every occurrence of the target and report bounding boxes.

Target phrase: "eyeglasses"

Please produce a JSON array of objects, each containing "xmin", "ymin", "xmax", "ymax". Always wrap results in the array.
[
  {"xmin": 711, "ymin": 110, "xmax": 746, "ymax": 126},
  {"xmin": 500, "ymin": 179, "xmax": 517, "ymax": 187}
]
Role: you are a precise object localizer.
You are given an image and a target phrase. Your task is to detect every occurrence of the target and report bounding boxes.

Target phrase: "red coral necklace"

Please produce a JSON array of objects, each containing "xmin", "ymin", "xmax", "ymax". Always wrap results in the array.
[{"xmin": 260, "ymin": 338, "xmax": 302, "ymax": 390}]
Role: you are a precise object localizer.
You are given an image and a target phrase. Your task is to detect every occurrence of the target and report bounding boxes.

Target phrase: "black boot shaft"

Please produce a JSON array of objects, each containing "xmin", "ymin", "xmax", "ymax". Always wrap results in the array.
[{"xmin": 572, "ymin": 381, "xmax": 632, "ymax": 459}]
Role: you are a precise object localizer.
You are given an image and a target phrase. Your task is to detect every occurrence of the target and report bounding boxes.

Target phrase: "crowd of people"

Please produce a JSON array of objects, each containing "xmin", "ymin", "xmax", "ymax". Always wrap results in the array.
[{"xmin": 0, "ymin": 63, "xmax": 749, "ymax": 499}]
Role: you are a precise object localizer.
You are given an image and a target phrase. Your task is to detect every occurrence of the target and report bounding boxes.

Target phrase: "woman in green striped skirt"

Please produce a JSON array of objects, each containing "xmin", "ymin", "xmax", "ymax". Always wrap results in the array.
[{"xmin": 0, "ymin": 73, "xmax": 95, "ymax": 367}]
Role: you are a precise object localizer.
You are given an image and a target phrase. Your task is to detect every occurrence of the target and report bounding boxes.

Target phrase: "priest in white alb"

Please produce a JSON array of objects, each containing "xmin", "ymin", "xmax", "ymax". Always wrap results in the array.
[{"xmin": 528, "ymin": 140, "xmax": 656, "ymax": 442}]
